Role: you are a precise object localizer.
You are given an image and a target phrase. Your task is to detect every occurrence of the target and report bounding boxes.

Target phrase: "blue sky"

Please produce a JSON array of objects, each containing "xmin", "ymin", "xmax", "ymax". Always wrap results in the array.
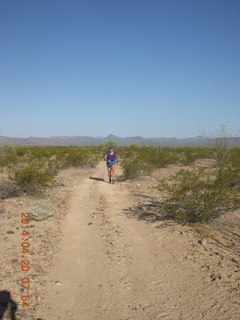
[{"xmin": 0, "ymin": 0, "xmax": 239, "ymax": 138}]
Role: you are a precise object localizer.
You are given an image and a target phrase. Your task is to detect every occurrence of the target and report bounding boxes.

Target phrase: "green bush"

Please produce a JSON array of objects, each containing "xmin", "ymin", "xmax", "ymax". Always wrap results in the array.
[
  {"xmin": 122, "ymin": 159, "xmax": 153, "ymax": 179},
  {"xmin": 120, "ymin": 145, "xmax": 180, "ymax": 179},
  {"xmin": 158, "ymin": 168, "xmax": 240, "ymax": 223},
  {"xmin": 215, "ymin": 164, "xmax": 240, "ymax": 192},
  {"xmin": 62, "ymin": 150, "xmax": 91, "ymax": 168},
  {"xmin": 120, "ymin": 145, "xmax": 213, "ymax": 171},
  {"xmin": 143, "ymin": 146, "xmax": 179, "ymax": 167},
  {"xmin": 228, "ymin": 147, "xmax": 240, "ymax": 171},
  {"xmin": 9, "ymin": 163, "xmax": 55, "ymax": 195},
  {"xmin": 178, "ymin": 147, "xmax": 210, "ymax": 165},
  {"xmin": 0, "ymin": 145, "xmax": 17, "ymax": 167}
]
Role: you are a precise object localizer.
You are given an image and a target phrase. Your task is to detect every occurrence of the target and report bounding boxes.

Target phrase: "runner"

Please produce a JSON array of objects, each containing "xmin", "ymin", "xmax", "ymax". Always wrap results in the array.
[{"xmin": 103, "ymin": 146, "xmax": 119, "ymax": 184}]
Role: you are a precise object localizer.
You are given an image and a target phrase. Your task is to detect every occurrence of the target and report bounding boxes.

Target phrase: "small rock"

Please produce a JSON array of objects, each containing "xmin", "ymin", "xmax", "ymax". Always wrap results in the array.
[
  {"xmin": 88, "ymin": 222, "xmax": 93, "ymax": 225},
  {"xmin": 198, "ymin": 238, "xmax": 207, "ymax": 245},
  {"xmin": 54, "ymin": 174, "xmax": 69, "ymax": 187},
  {"xmin": 7, "ymin": 230, "xmax": 14, "ymax": 234},
  {"xmin": 55, "ymin": 281, "xmax": 63, "ymax": 286}
]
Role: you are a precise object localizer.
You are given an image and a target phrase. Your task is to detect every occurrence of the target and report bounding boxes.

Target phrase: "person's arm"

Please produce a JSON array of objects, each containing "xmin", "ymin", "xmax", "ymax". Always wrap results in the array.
[
  {"xmin": 103, "ymin": 153, "xmax": 107, "ymax": 161},
  {"xmin": 116, "ymin": 154, "xmax": 120, "ymax": 162}
]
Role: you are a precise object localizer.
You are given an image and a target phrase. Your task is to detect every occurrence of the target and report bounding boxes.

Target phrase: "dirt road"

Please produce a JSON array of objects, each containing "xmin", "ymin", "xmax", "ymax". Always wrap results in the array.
[{"xmin": 36, "ymin": 162, "xmax": 239, "ymax": 320}]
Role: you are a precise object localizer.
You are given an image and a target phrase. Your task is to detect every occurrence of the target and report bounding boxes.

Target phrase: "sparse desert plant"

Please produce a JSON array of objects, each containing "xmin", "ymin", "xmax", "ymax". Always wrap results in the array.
[
  {"xmin": 178, "ymin": 146, "xmax": 210, "ymax": 166},
  {"xmin": 201, "ymin": 125, "xmax": 231, "ymax": 171},
  {"xmin": 158, "ymin": 168, "xmax": 240, "ymax": 223},
  {"xmin": 14, "ymin": 145, "xmax": 28, "ymax": 157},
  {"xmin": 122, "ymin": 159, "xmax": 153, "ymax": 179},
  {"xmin": 0, "ymin": 180, "xmax": 22, "ymax": 199},
  {"xmin": 229, "ymin": 146, "xmax": 240, "ymax": 168},
  {"xmin": 215, "ymin": 163, "xmax": 240, "ymax": 192},
  {"xmin": 0, "ymin": 144, "xmax": 17, "ymax": 167},
  {"xmin": 211, "ymin": 126, "xmax": 231, "ymax": 168},
  {"xmin": 9, "ymin": 163, "xmax": 55, "ymax": 195},
  {"xmin": 62, "ymin": 150, "xmax": 89, "ymax": 168},
  {"xmin": 142, "ymin": 146, "xmax": 179, "ymax": 167}
]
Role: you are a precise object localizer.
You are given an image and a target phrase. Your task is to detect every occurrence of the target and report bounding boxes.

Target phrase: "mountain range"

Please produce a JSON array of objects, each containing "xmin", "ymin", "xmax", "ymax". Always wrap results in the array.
[{"xmin": 0, "ymin": 134, "xmax": 240, "ymax": 146}]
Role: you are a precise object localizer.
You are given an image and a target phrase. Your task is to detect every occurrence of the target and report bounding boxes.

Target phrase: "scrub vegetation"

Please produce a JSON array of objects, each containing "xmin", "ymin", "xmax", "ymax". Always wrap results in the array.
[
  {"xmin": 0, "ymin": 142, "xmax": 240, "ymax": 223},
  {"xmin": 119, "ymin": 142, "xmax": 240, "ymax": 223},
  {"xmin": 0, "ymin": 145, "xmax": 102, "ymax": 196}
]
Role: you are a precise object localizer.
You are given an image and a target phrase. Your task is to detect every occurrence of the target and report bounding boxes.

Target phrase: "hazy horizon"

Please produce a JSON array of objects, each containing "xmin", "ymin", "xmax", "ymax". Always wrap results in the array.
[{"xmin": 1, "ymin": 133, "xmax": 239, "ymax": 140}]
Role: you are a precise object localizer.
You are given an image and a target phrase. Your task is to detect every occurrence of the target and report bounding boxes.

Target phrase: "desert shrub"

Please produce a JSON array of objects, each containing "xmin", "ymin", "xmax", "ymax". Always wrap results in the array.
[
  {"xmin": 0, "ymin": 145, "xmax": 102, "ymax": 171},
  {"xmin": 229, "ymin": 147, "xmax": 240, "ymax": 168},
  {"xmin": 50, "ymin": 146, "xmax": 100, "ymax": 169},
  {"xmin": 120, "ymin": 145, "xmax": 180, "ymax": 177},
  {"xmin": 9, "ymin": 163, "xmax": 55, "ymax": 195},
  {"xmin": 0, "ymin": 145, "xmax": 17, "ymax": 167},
  {"xmin": 0, "ymin": 180, "xmax": 22, "ymax": 199},
  {"xmin": 14, "ymin": 146, "xmax": 28, "ymax": 157},
  {"xmin": 158, "ymin": 168, "xmax": 240, "ymax": 223},
  {"xmin": 46, "ymin": 159, "xmax": 61, "ymax": 175},
  {"xmin": 202, "ymin": 125, "xmax": 231, "ymax": 171},
  {"xmin": 26, "ymin": 146, "xmax": 52, "ymax": 161},
  {"xmin": 62, "ymin": 150, "xmax": 89, "ymax": 168},
  {"xmin": 215, "ymin": 162, "xmax": 240, "ymax": 192},
  {"xmin": 178, "ymin": 147, "xmax": 210, "ymax": 165},
  {"xmin": 122, "ymin": 159, "xmax": 153, "ymax": 179},
  {"xmin": 142, "ymin": 146, "xmax": 179, "ymax": 167}
]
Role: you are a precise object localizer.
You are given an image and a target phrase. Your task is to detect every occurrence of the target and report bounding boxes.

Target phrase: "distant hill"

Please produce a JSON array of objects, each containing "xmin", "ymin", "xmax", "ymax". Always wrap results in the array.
[{"xmin": 0, "ymin": 134, "xmax": 240, "ymax": 146}]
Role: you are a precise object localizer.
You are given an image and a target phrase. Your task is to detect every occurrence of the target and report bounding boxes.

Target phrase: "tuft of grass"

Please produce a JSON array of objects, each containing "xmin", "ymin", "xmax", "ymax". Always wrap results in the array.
[{"xmin": 0, "ymin": 180, "xmax": 22, "ymax": 199}]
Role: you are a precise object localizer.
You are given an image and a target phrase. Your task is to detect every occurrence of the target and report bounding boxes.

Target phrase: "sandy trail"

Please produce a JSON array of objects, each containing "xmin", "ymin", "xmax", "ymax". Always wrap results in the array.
[{"xmin": 38, "ymin": 162, "xmax": 238, "ymax": 320}]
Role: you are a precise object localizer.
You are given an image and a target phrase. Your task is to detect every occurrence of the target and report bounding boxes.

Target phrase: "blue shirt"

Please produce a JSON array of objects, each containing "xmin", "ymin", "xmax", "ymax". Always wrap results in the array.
[{"xmin": 106, "ymin": 151, "xmax": 117, "ymax": 162}]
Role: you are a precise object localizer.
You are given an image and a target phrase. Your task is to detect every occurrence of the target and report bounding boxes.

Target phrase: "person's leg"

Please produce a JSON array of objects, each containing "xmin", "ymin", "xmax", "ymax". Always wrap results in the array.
[
  {"xmin": 111, "ymin": 164, "xmax": 117, "ymax": 182},
  {"xmin": 107, "ymin": 167, "xmax": 112, "ymax": 182}
]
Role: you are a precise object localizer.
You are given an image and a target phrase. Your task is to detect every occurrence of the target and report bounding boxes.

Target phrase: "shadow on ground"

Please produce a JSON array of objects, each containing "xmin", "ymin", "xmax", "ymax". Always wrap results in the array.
[
  {"xmin": 89, "ymin": 175, "xmax": 126, "ymax": 183},
  {"xmin": 0, "ymin": 291, "xmax": 17, "ymax": 320},
  {"xmin": 89, "ymin": 177, "xmax": 105, "ymax": 182},
  {"xmin": 123, "ymin": 196, "xmax": 171, "ymax": 226}
]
